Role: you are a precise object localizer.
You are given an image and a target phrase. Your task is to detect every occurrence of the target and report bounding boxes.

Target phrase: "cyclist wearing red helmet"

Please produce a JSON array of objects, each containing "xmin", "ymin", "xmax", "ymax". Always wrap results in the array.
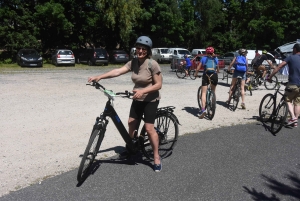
[{"xmin": 194, "ymin": 46, "xmax": 219, "ymax": 118}]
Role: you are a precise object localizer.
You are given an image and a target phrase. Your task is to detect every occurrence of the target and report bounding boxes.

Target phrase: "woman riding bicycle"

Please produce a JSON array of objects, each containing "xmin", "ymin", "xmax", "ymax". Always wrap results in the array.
[
  {"xmin": 226, "ymin": 48, "xmax": 248, "ymax": 109},
  {"xmin": 194, "ymin": 46, "xmax": 219, "ymax": 118},
  {"xmin": 87, "ymin": 36, "xmax": 163, "ymax": 172}
]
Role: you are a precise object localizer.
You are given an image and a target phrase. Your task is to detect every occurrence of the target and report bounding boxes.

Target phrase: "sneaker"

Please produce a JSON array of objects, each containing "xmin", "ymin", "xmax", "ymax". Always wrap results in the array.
[
  {"xmin": 198, "ymin": 109, "xmax": 207, "ymax": 119},
  {"xmin": 286, "ymin": 118, "xmax": 298, "ymax": 127},
  {"xmin": 154, "ymin": 160, "xmax": 162, "ymax": 172},
  {"xmin": 241, "ymin": 103, "xmax": 246, "ymax": 109}
]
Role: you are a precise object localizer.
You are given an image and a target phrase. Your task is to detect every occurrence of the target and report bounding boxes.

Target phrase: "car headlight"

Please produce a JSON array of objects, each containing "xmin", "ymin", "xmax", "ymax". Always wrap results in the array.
[
  {"xmin": 21, "ymin": 57, "xmax": 28, "ymax": 61},
  {"xmin": 38, "ymin": 57, "xmax": 42, "ymax": 60}
]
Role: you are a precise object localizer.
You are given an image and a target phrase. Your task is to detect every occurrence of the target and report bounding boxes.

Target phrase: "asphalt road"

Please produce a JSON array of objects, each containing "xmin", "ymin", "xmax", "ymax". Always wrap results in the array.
[{"xmin": 1, "ymin": 121, "xmax": 299, "ymax": 201}]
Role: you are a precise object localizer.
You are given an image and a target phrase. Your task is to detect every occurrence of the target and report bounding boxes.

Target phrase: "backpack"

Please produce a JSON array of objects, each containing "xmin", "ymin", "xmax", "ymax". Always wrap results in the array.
[
  {"xmin": 204, "ymin": 56, "xmax": 217, "ymax": 73},
  {"xmin": 234, "ymin": 56, "xmax": 247, "ymax": 72},
  {"xmin": 251, "ymin": 55, "xmax": 261, "ymax": 66}
]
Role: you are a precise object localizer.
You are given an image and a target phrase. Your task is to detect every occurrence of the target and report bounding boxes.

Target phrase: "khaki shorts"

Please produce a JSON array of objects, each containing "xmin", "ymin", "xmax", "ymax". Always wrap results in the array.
[
  {"xmin": 256, "ymin": 65, "xmax": 266, "ymax": 75},
  {"xmin": 284, "ymin": 84, "xmax": 300, "ymax": 105}
]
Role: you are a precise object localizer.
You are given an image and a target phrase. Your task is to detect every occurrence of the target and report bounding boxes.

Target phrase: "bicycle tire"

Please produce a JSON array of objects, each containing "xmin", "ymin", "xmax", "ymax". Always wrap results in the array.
[
  {"xmin": 77, "ymin": 126, "xmax": 105, "ymax": 182},
  {"xmin": 197, "ymin": 85, "xmax": 203, "ymax": 109},
  {"xmin": 264, "ymin": 75, "xmax": 278, "ymax": 90},
  {"xmin": 270, "ymin": 101, "xmax": 288, "ymax": 135},
  {"xmin": 232, "ymin": 85, "xmax": 240, "ymax": 111},
  {"xmin": 140, "ymin": 113, "xmax": 179, "ymax": 160},
  {"xmin": 176, "ymin": 67, "xmax": 186, "ymax": 79},
  {"xmin": 258, "ymin": 94, "xmax": 275, "ymax": 122},
  {"xmin": 206, "ymin": 90, "xmax": 216, "ymax": 120},
  {"xmin": 189, "ymin": 69, "xmax": 196, "ymax": 80}
]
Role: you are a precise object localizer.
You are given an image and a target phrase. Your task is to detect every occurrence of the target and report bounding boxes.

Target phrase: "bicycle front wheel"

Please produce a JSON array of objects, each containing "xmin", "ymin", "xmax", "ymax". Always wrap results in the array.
[
  {"xmin": 270, "ymin": 101, "xmax": 288, "ymax": 135},
  {"xmin": 259, "ymin": 94, "xmax": 275, "ymax": 122},
  {"xmin": 206, "ymin": 90, "xmax": 216, "ymax": 120},
  {"xmin": 189, "ymin": 69, "xmax": 196, "ymax": 80},
  {"xmin": 264, "ymin": 75, "xmax": 278, "ymax": 90},
  {"xmin": 140, "ymin": 113, "xmax": 179, "ymax": 160},
  {"xmin": 176, "ymin": 67, "xmax": 186, "ymax": 79},
  {"xmin": 232, "ymin": 86, "xmax": 240, "ymax": 111},
  {"xmin": 77, "ymin": 126, "xmax": 105, "ymax": 182}
]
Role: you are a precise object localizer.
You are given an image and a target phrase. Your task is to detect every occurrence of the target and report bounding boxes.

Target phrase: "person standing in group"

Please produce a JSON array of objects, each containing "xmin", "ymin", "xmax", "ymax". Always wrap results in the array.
[
  {"xmin": 252, "ymin": 50, "xmax": 274, "ymax": 81},
  {"xmin": 268, "ymin": 43, "xmax": 300, "ymax": 128},
  {"xmin": 226, "ymin": 49, "xmax": 248, "ymax": 109},
  {"xmin": 183, "ymin": 54, "xmax": 192, "ymax": 76},
  {"xmin": 194, "ymin": 46, "xmax": 219, "ymax": 118},
  {"xmin": 88, "ymin": 36, "xmax": 163, "ymax": 172}
]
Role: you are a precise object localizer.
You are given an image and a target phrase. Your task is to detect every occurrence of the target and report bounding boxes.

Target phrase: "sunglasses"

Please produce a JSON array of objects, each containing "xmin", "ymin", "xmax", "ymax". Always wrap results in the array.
[{"xmin": 136, "ymin": 46, "xmax": 147, "ymax": 51}]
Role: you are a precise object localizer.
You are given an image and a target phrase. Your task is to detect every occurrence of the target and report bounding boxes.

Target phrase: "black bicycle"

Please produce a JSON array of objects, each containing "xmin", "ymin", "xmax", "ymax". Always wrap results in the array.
[
  {"xmin": 259, "ymin": 82, "xmax": 288, "ymax": 134},
  {"xmin": 197, "ymin": 74, "xmax": 216, "ymax": 120},
  {"xmin": 77, "ymin": 82, "xmax": 179, "ymax": 182},
  {"xmin": 176, "ymin": 64, "xmax": 196, "ymax": 79},
  {"xmin": 249, "ymin": 66, "xmax": 278, "ymax": 90},
  {"xmin": 224, "ymin": 69, "xmax": 242, "ymax": 111}
]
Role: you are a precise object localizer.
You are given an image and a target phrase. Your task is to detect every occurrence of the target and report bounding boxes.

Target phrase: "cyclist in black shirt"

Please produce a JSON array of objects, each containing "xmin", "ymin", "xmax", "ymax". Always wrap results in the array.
[{"xmin": 252, "ymin": 50, "xmax": 274, "ymax": 81}]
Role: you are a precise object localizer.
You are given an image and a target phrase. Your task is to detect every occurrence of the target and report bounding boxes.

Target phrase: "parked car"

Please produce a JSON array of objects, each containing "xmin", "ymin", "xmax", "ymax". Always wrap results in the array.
[
  {"xmin": 168, "ymin": 48, "xmax": 192, "ymax": 69},
  {"xmin": 76, "ymin": 48, "xmax": 108, "ymax": 66},
  {"xmin": 191, "ymin": 48, "xmax": 206, "ymax": 57},
  {"xmin": 220, "ymin": 52, "xmax": 239, "ymax": 65},
  {"xmin": 151, "ymin": 48, "xmax": 172, "ymax": 63},
  {"xmin": 16, "ymin": 49, "xmax": 43, "ymax": 67},
  {"xmin": 191, "ymin": 54, "xmax": 225, "ymax": 71},
  {"xmin": 130, "ymin": 47, "xmax": 136, "ymax": 60},
  {"xmin": 51, "ymin": 49, "xmax": 75, "ymax": 66},
  {"xmin": 109, "ymin": 50, "xmax": 129, "ymax": 63}
]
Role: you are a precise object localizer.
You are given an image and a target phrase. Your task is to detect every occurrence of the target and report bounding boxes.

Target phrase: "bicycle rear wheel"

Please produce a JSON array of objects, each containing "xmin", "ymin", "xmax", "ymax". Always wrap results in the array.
[
  {"xmin": 189, "ymin": 69, "xmax": 196, "ymax": 80},
  {"xmin": 140, "ymin": 113, "xmax": 179, "ymax": 160},
  {"xmin": 176, "ymin": 67, "xmax": 186, "ymax": 79},
  {"xmin": 232, "ymin": 86, "xmax": 240, "ymax": 111},
  {"xmin": 270, "ymin": 101, "xmax": 288, "ymax": 135},
  {"xmin": 259, "ymin": 94, "xmax": 275, "ymax": 122},
  {"xmin": 197, "ymin": 85, "xmax": 203, "ymax": 109},
  {"xmin": 77, "ymin": 126, "xmax": 105, "ymax": 182},
  {"xmin": 264, "ymin": 75, "xmax": 278, "ymax": 90},
  {"xmin": 206, "ymin": 90, "xmax": 216, "ymax": 120}
]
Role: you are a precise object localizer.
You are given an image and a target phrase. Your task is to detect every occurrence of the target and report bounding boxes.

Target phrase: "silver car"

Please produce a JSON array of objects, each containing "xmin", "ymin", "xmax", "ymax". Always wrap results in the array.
[{"xmin": 52, "ymin": 49, "xmax": 75, "ymax": 66}]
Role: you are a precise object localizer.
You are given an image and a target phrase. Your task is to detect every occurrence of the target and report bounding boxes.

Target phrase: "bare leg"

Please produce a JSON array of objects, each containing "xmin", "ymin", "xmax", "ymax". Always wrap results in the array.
[
  {"xmin": 294, "ymin": 105, "xmax": 300, "ymax": 119},
  {"xmin": 128, "ymin": 117, "xmax": 138, "ymax": 138},
  {"xmin": 144, "ymin": 123, "xmax": 160, "ymax": 164},
  {"xmin": 201, "ymin": 85, "xmax": 207, "ymax": 110},
  {"xmin": 228, "ymin": 78, "xmax": 237, "ymax": 101}
]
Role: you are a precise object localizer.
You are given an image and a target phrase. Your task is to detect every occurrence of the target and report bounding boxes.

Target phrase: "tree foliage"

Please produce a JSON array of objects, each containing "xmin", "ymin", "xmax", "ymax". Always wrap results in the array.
[{"xmin": 0, "ymin": 0, "xmax": 299, "ymax": 60}]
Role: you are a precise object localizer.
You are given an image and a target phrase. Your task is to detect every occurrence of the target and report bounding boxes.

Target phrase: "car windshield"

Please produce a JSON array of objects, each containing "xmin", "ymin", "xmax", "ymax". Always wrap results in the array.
[
  {"xmin": 178, "ymin": 50, "xmax": 190, "ymax": 55},
  {"xmin": 114, "ymin": 50, "xmax": 126, "ymax": 54},
  {"xmin": 161, "ymin": 49, "xmax": 168, "ymax": 53},
  {"xmin": 58, "ymin": 50, "xmax": 73, "ymax": 55},
  {"xmin": 95, "ymin": 49, "xmax": 106, "ymax": 54},
  {"xmin": 22, "ymin": 50, "xmax": 39, "ymax": 56}
]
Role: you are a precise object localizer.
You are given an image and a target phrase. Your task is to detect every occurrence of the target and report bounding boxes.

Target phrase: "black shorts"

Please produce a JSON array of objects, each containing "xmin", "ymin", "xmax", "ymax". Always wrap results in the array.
[
  {"xmin": 202, "ymin": 73, "xmax": 218, "ymax": 86},
  {"xmin": 129, "ymin": 100, "xmax": 159, "ymax": 124}
]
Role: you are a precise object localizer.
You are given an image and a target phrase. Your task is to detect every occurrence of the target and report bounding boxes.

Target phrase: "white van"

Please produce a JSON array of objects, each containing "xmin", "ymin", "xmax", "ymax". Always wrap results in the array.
[
  {"xmin": 151, "ymin": 48, "xmax": 172, "ymax": 63},
  {"xmin": 168, "ymin": 48, "xmax": 191, "ymax": 69},
  {"xmin": 236, "ymin": 50, "xmax": 279, "ymax": 66},
  {"xmin": 191, "ymin": 49, "xmax": 206, "ymax": 57}
]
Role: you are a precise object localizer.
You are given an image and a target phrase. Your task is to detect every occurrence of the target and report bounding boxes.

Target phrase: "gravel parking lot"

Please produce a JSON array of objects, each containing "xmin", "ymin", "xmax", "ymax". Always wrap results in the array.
[{"xmin": 0, "ymin": 64, "xmax": 273, "ymax": 196}]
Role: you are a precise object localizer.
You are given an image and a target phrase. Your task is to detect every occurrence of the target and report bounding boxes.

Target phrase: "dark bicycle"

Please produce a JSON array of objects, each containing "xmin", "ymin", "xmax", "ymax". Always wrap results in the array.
[
  {"xmin": 77, "ymin": 82, "xmax": 179, "ymax": 182},
  {"xmin": 249, "ymin": 66, "xmax": 278, "ymax": 90},
  {"xmin": 176, "ymin": 64, "xmax": 196, "ymax": 79},
  {"xmin": 259, "ymin": 82, "xmax": 288, "ymax": 135},
  {"xmin": 197, "ymin": 74, "xmax": 216, "ymax": 120},
  {"xmin": 224, "ymin": 69, "xmax": 242, "ymax": 111}
]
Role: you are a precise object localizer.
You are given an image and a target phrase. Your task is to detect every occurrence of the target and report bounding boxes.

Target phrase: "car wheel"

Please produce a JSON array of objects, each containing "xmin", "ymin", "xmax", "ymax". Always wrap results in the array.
[{"xmin": 55, "ymin": 61, "xmax": 59, "ymax": 67}]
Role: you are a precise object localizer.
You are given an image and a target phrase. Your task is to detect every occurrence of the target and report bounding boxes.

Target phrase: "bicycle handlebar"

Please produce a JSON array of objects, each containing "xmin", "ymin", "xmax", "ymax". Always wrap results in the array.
[{"xmin": 87, "ymin": 81, "xmax": 134, "ymax": 99}]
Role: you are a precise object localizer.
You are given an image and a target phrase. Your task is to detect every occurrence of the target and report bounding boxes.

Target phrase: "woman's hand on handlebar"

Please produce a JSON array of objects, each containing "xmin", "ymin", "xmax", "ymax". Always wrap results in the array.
[{"xmin": 88, "ymin": 76, "xmax": 100, "ymax": 83}]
